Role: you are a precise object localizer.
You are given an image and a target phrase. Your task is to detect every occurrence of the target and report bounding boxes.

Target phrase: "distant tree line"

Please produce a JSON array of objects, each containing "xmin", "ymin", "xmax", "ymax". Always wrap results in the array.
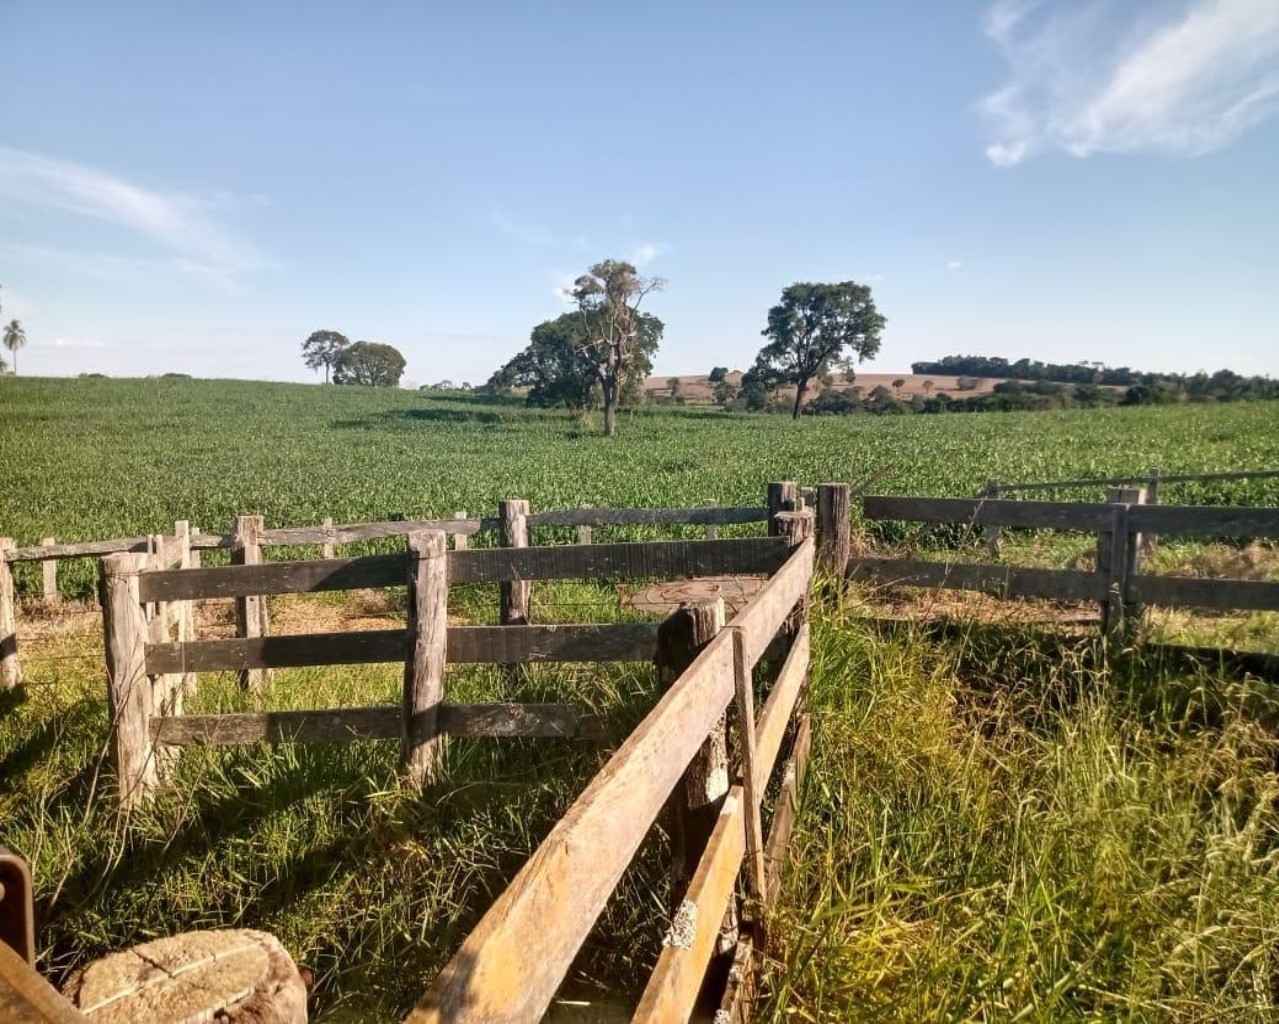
[{"xmin": 911, "ymin": 355, "xmax": 1279, "ymax": 403}]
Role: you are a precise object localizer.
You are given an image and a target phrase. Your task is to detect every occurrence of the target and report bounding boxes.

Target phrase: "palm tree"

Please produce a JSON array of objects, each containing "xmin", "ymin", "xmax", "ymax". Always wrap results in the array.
[{"xmin": 3, "ymin": 320, "xmax": 25, "ymax": 374}]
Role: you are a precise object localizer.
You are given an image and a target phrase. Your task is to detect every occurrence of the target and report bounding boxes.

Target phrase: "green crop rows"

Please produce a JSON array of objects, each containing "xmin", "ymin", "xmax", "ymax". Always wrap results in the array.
[{"xmin": 1, "ymin": 375, "xmax": 1276, "ymax": 593}]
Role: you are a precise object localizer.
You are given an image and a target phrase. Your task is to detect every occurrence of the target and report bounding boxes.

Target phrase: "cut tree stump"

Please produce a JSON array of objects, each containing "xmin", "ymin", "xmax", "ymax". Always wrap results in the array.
[{"xmin": 62, "ymin": 929, "xmax": 307, "ymax": 1023}]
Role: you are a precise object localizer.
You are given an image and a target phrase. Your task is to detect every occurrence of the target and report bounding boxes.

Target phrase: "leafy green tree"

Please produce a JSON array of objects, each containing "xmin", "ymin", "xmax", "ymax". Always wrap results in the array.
[
  {"xmin": 566, "ymin": 259, "xmax": 665, "ymax": 436},
  {"xmin": 737, "ymin": 370, "xmax": 772, "ymax": 411},
  {"xmin": 489, "ymin": 311, "xmax": 661, "ymax": 413},
  {"xmin": 301, "ymin": 329, "xmax": 350, "ymax": 383},
  {"xmin": 332, "ymin": 341, "xmax": 406, "ymax": 387},
  {"xmin": 748, "ymin": 281, "xmax": 886, "ymax": 419},
  {"xmin": 3, "ymin": 319, "xmax": 26, "ymax": 374},
  {"xmin": 708, "ymin": 366, "xmax": 729, "ymax": 383},
  {"xmin": 712, "ymin": 378, "xmax": 737, "ymax": 407}
]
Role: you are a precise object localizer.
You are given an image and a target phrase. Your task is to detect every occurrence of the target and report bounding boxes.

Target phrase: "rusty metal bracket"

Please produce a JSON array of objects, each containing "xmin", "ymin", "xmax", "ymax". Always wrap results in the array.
[{"xmin": 0, "ymin": 846, "xmax": 35, "ymax": 965}]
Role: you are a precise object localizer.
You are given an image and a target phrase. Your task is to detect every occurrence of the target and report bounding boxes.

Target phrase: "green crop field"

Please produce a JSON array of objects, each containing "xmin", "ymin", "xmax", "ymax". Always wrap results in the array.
[{"xmin": 2, "ymin": 375, "xmax": 1279, "ymax": 1021}]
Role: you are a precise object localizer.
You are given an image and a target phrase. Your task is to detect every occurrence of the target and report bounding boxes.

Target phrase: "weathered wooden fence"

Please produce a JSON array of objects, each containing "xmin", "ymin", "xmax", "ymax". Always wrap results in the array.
[
  {"xmin": 848, "ymin": 491, "xmax": 1279, "ymax": 639},
  {"xmin": 409, "ymin": 511, "xmax": 816, "ymax": 1023}
]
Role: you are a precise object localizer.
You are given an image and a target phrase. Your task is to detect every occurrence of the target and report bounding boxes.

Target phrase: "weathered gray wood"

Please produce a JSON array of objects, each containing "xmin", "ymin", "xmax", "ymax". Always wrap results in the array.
[
  {"xmin": 984, "ymin": 480, "xmax": 1001, "ymax": 559},
  {"xmin": 767, "ymin": 482, "xmax": 799, "ymax": 536},
  {"xmin": 0, "ymin": 941, "xmax": 87, "ymax": 1024},
  {"xmin": 815, "ymin": 483, "xmax": 851, "ymax": 575},
  {"xmin": 763, "ymin": 714, "xmax": 811, "ymax": 904},
  {"xmin": 733, "ymin": 628, "xmax": 766, "ymax": 908},
  {"xmin": 188, "ymin": 527, "xmax": 203, "ymax": 568},
  {"xmin": 150, "ymin": 703, "xmax": 607, "ymax": 746},
  {"xmin": 1097, "ymin": 502, "xmax": 1130, "ymax": 642},
  {"xmin": 259, "ymin": 516, "xmax": 481, "ymax": 547},
  {"xmin": 657, "ymin": 600, "xmax": 728, "ymax": 905},
  {"xmin": 408, "ymin": 630, "xmax": 737, "ymax": 1023},
  {"xmin": 705, "ymin": 499, "xmax": 718, "ymax": 541},
  {"xmin": 499, "ymin": 498, "xmax": 531, "ymax": 629},
  {"xmin": 452, "ymin": 537, "xmax": 788, "ymax": 585},
  {"xmin": 864, "ymin": 495, "xmax": 1113, "ymax": 532},
  {"xmin": 0, "ymin": 539, "xmax": 20, "ymax": 690},
  {"xmin": 727, "ymin": 539, "xmax": 815, "ymax": 671},
  {"xmin": 100, "ymin": 553, "xmax": 157, "ymax": 809},
  {"xmin": 752, "ymin": 624, "xmax": 810, "ymax": 795},
  {"xmin": 1129, "ymin": 575, "xmax": 1279, "ymax": 612},
  {"xmin": 452, "ymin": 512, "xmax": 468, "ymax": 551},
  {"xmin": 846, "ymin": 558, "xmax": 1107, "ymax": 602},
  {"xmin": 1128, "ymin": 503, "xmax": 1279, "ymax": 539},
  {"xmin": 232, "ymin": 516, "xmax": 271, "ymax": 691},
  {"xmin": 321, "ymin": 516, "xmax": 335, "ymax": 559},
  {"xmin": 40, "ymin": 538, "xmax": 57, "ymax": 604},
  {"xmin": 576, "ymin": 505, "xmax": 593, "ymax": 546},
  {"xmin": 999, "ymin": 467, "xmax": 1279, "ymax": 494},
  {"xmin": 5, "ymin": 536, "xmax": 149, "ymax": 562},
  {"xmin": 145, "ymin": 623, "xmax": 661, "ymax": 674},
  {"xmin": 526, "ymin": 506, "xmax": 768, "ymax": 529},
  {"xmin": 403, "ymin": 531, "xmax": 448, "ymax": 787},
  {"xmin": 172, "ymin": 521, "xmax": 196, "ymax": 695},
  {"xmin": 140, "ymin": 553, "xmax": 406, "ymax": 602},
  {"xmin": 1111, "ymin": 487, "xmax": 1145, "ymax": 631}
]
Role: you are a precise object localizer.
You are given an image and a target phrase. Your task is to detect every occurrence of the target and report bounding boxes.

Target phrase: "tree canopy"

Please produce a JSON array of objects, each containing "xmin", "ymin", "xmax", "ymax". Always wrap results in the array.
[
  {"xmin": 488, "ymin": 310, "xmax": 661, "ymax": 412},
  {"xmin": 301, "ymin": 330, "xmax": 350, "ymax": 384},
  {"xmin": 565, "ymin": 259, "xmax": 664, "ymax": 436},
  {"xmin": 332, "ymin": 341, "xmax": 406, "ymax": 387},
  {"xmin": 3, "ymin": 319, "xmax": 27, "ymax": 375},
  {"xmin": 748, "ymin": 281, "xmax": 886, "ymax": 418}
]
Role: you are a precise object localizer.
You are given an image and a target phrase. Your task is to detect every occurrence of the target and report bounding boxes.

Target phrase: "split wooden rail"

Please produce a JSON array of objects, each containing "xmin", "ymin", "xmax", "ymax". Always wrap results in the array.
[
  {"xmin": 409, "ymin": 512, "xmax": 817, "ymax": 1023},
  {"xmin": 848, "ymin": 492, "xmax": 1279, "ymax": 638}
]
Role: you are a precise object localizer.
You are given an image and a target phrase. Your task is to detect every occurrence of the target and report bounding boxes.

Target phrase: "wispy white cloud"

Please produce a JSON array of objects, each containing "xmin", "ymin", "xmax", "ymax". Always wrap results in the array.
[
  {"xmin": 981, "ymin": 0, "xmax": 1279, "ymax": 165},
  {"xmin": 947, "ymin": 260, "xmax": 964, "ymax": 269},
  {"xmin": 629, "ymin": 242, "xmax": 669, "ymax": 267},
  {"xmin": 0, "ymin": 148, "xmax": 268, "ymax": 281},
  {"xmin": 33, "ymin": 337, "xmax": 105, "ymax": 349}
]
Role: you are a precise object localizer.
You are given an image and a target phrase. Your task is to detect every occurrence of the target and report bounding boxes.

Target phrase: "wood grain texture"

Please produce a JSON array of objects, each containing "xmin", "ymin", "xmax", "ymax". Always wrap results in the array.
[
  {"xmin": 403, "ymin": 531, "xmax": 448, "ymax": 787},
  {"xmin": 145, "ymin": 623, "xmax": 660, "ymax": 674},
  {"xmin": 1128, "ymin": 503, "xmax": 1279, "ymax": 539},
  {"xmin": 0, "ymin": 942, "xmax": 87, "ymax": 1023},
  {"xmin": 499, "ymin": 499, "xmax": 531, "ymax": 629},
  {"xmin": 815, "ymin": 483, "xmax": 851, "ymax": 575},
  {"xmin": 525, "ymin": 506, "xmax": 768, "ymax": 528},
  {"xmin": 752, "ymin": 624, "xmax": 810, "ymax": 795},
  {"xmin": 140, "ymin": 539, "xmax": 789, "ymax": 601},
  {"xmin": 767, "ymin": 482, "xmax": 799, "ymax": 536},
  {"xmin": 1129, "ymin": 574, "xmax": 1279, "ymax": 612},
  {"xmin": 100, "ymin": 553, "xmax": 157, "ymax": 809},
  {"xmin": 733, "ymin": 629, "xmax": 767, "ymax": 906},
  {"xmin": 408, "ymin": 630, "xmax": 736, "ymax": 1023},
  {"xmin": 864, "ymin": 495, "xmax": 1113, "ymax": 531},
  {"xmin": 632, "ymin": 787, "xmax": 747, "ymax": 1024},
  {"xmin": 232, "ymin": 515, "xmax": 271, "ymax": 691},
  {"xmin": 5, "ymin": 537, "xmax": 149, "ymax": 562},
  {"xmin": 0, "ymin": 538, "xmax": 20, "ymax": 689},
  {"xmin": 260, "ymin": 517, "xmax": 481, "ymax": 547},
  {"xmin": 150, "ymin": 703, "xmax": 605, "ymax": 746},
  {"xmin": 846, "ymin": 558, "xmax": 1106, "ymax": 602},
  {"xmin": 40, "ymin": 538, "xmax": 57, "ymax": 603},
  {"xmin": 726, "ymin": 539, "xmax": 814, "ymax": 671}
]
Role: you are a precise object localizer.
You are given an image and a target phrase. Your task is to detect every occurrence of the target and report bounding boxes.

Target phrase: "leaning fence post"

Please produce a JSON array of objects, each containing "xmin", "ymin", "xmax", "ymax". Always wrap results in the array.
[
  {"xmin": 40, "ymin": 538, "xmax": 58, "ymax": 605},
  {"xmin": 732, "ymin": 627, "xmax": 767, "ymax": 915},
  {"xmin": 232, "ymin": 514, "xmax": 272, "ymax": 691},
  {"xmin": 984, "ymin": 479, "xmax": 1001, "ymax": 559},
  {"xmin": 403, "ymin": 530, "xmax": 448, "ymax": 787},
  {"xmin": 815, "ymin": 482, "xmax": 851, "ymax": 576},
  {"xmin": 100, "ymin": 552, "xmax": 158, "ymax": 808},
  {"xmin": 767, "ymin": 481, "xmax": 799, "ymax": 536},
  {"xmin": 499, "ymin": 499, "xmax": 531, "ymax": 627},
  {"xmin": 0, "ymin": 538, "xmax": 21, "ymax": 690},
  {"xmin": 655, "ymin": 597, "xmax": 729, "ymax": 913}
]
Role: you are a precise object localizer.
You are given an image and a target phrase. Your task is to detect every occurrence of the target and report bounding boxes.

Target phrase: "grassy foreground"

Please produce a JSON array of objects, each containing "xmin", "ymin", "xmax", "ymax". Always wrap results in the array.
[{"xmin": 764, "ymin": 597, "xmax": 1279, "ymax": 1021}]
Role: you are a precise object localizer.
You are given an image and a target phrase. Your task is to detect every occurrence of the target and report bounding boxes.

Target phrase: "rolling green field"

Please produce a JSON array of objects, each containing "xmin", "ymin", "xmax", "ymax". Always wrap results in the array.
[{"xmin": 3, "ymin": 375, "xmax": 1279, "ymax": 1021}]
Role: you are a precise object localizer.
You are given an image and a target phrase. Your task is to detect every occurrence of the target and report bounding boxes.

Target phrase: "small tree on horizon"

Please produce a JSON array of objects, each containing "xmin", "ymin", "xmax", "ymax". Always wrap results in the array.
[
  {"xmin": 301, "ymin": 330, "xmax": 350, "ymax": 383},
  {"xmin": 3, "ymin": 319, "xmax": 27, "ymax": 374},
  {"xmin": 332, "ymin": 341, "xmax": 406, "ymax": 387},
  {"xmin": 892, "ymin": 378, "xmax": 905, "ymax": 394},
  {"xmin": 748, "ymin": 281, "xmax": 886, "ymax": 419},
  {"xmin": 708, "ymin": 366, "xmax": 729, "ymax": 383}
]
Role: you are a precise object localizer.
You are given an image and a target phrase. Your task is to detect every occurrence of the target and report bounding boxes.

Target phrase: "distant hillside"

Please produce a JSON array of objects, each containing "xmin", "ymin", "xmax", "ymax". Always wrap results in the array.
[{"xmin": 645, "ymin": 371, "xmax": 1013, "ymax": 405}]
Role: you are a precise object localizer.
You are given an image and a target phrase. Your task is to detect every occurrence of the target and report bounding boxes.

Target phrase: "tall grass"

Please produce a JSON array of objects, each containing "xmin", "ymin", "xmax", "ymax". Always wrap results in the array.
[{"xmin": 763, "ymin": 599, "xmax": 1279, "ymax": 1021}]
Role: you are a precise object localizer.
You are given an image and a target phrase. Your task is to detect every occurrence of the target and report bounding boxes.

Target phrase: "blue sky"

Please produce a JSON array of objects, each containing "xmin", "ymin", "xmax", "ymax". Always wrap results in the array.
[{"xmin": 1, "ymin": 0, "xmax": 1277, "ymax": 383}]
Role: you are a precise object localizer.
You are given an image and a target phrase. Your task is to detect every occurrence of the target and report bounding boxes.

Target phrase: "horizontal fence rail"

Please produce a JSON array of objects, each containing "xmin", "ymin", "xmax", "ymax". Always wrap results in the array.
[
  {"xmin": 848, "ymin": 558, "xmax": 1106, "ymax": 602},
  {"xmin": 996, "ymin": 467, "xmax": 1279, "ymax": 495}
]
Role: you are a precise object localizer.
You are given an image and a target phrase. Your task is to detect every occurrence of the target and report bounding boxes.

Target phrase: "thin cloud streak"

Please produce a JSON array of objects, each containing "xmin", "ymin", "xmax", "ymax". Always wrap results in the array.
[
  {"xmin": 0, "ymin": 148, "xmax": 268, "ymax": 279},
  {"xmin": 981, "ymin": 0, "xmax": 1279, "ymax": 166}
]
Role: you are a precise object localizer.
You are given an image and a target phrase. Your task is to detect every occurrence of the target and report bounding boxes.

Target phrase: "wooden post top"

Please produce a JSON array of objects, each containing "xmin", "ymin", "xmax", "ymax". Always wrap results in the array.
[{"xmin": 101, "ymin": 552, "xmax": 148, "ymax": 576}]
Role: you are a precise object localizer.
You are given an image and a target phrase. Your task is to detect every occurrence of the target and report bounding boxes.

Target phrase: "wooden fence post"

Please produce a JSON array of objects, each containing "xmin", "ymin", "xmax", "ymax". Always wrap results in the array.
[
  {"xmin": 453, "ymin": 511, "xmax": 469, "ymax": 550},
  {"xmin": 656, "ymin": 598, "xmax": 729, "ymax": 913},
  {"xmin": 767, "ymin": 482, "xmax": 798, "ymax": 537},
  {"xmin": 189, "ymin": 527, "xmax": 202, "ymax": 569},
  {"xmin": 173, "ymin": 521, "xmax": 196, "ymax": 695},
  {"xmin": 705, "ymin": 498, "xmax": 718, "ymax": 541},
  {"xmin": 0, "ymin": 539, "xmax": 20, "ymax": 690},
  {"xmin": 732, "ymin": 627, "xmax": 766, "ymax": 916},
  {"xmin": 40, "ymin": 538, "xmax": 58, "ymax": 605},
  {"xmin": 1144, "ymin": 469, "xmax": 1161, "ymax": 555},
  {"xmin": 321, "ymin": 516, "xmax": 336, "ymax": 559},
  {"xmin": 1111, "ymin": 486, "xmax": 1145, "ymax": 635},
  {"xmin": 1097, "ymin": 492, "xmax": 1133, "ymax": 644},
  {"xmin": 233, "ymin": 515, "xmax": 272, "ymax": 690},
  {"xmin": 499, "ymin": 499, "xmax": 531, "ymax": 627},
  {"xmin": 100, "ymin": 552, "xmax": 158, "ymax": 808},
  {"xmin": 984, "ymin": 479, "xmax": 1001, "ymax": 559},
  {"xmin": 403, "ymin": 530, "xmax": 448, "ymax": 787},
  {"xmin": 577, "ymin": 505, "xmax": 592, "ymax": 546},
  {"xmin": 815, "ymin": 483, "xmax": 851, "ymax": 576}
]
